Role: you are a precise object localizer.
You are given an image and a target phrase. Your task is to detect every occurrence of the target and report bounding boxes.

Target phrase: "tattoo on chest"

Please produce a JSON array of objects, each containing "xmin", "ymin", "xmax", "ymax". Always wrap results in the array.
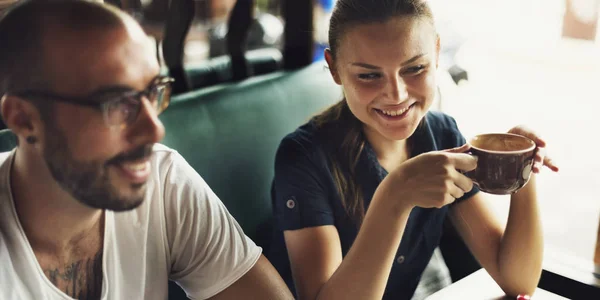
[{"xmin": 44, "ymin": 251, "xmax": 103, "ymax": 300}]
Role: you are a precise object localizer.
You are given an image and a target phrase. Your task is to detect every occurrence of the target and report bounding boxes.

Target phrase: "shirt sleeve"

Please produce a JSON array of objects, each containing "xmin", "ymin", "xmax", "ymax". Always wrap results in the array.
[
  {"xmin": 272, "ymin": 135, "xmax": 335, "ymax": 231},
  {"xmin": 445, "ymin": 115, "xmax": 480, "ymax": 203},
  {"xmin": 163, "ymin": 152, "xmax": 262, "ymax": 300}
]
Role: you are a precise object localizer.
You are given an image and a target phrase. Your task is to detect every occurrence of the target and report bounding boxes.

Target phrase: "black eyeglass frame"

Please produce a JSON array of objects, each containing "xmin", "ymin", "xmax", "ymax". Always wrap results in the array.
[{"xmin": 10, "ymin": 76, "xmax": 175, "ymax": 127}]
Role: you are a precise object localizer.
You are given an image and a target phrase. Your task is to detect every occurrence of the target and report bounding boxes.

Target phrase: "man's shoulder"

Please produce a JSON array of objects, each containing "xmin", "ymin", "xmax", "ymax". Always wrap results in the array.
[
  {"xmin": 0, "ymin": 151, "xmax": 14, "ymax": 184},
  {"xmin": 149, "ymin": 143, "xmax": 210, "ymax": 193},
  {"xmin": 151, "ymin": 143, "xmax": 179, "ymax": 158},
  {"xmin": 151, "ymin": 143, "xmax": 187, "ymax": 173},
  {"xmin": 0, "ymin": 151, "xmax": 13, "ymax": 164}
]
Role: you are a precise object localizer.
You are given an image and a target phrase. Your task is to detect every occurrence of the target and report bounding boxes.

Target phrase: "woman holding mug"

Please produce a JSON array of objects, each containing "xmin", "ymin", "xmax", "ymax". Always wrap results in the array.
[{"xmin": 268, "ymin": 0, "xmax": 559, "ymax": 299}]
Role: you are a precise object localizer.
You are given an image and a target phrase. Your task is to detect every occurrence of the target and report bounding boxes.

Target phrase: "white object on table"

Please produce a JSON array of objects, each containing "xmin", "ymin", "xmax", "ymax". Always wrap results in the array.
[{"xmin": 426, "ymin": 269, "xmax": 568, "ymax": 300}]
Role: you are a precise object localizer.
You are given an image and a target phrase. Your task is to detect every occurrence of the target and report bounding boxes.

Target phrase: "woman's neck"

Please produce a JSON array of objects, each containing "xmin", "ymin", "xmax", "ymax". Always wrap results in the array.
[{"xmin": 363, "ymin": 126, "xmax": 411, "ymax": 172}]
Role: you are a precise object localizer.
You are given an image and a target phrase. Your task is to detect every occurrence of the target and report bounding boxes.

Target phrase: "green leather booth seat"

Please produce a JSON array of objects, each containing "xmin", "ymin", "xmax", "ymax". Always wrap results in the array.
[
  {"xmin": 160, "ymin": 62, "xmax": 341, "ymax": 247},
  {"xmin": 0, "ymin": 129, "xmax": 16, "ymax": 152}
]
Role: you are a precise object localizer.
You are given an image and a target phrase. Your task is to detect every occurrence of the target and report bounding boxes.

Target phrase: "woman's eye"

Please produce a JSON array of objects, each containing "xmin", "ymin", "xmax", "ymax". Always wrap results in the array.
[
  {"xmin": 403, "ymin": 65, "xmax": 426, "ymax": 75},
  {"xmin": 358, "ymin": 73, "xmax": 382, "ymax": 80}
]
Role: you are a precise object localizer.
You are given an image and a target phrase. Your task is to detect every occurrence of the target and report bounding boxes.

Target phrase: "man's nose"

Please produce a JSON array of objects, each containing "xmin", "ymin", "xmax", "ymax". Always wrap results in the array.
[{"xmin": 126, "ymin": 98, "xmax": 165, "ymax": 146}]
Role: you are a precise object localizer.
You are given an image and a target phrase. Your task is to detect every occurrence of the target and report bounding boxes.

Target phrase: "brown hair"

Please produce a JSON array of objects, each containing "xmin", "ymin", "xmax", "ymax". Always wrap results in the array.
[{"xmin": 314, "ymin": 0, "xmax": 434, "ymax": 225}]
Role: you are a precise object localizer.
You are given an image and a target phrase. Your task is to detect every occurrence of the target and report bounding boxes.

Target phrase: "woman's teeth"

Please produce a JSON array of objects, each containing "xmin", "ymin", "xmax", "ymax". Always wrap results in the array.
[{"xmin": 380, "ymin": 106, "xmax": 410, "ymax": 116}]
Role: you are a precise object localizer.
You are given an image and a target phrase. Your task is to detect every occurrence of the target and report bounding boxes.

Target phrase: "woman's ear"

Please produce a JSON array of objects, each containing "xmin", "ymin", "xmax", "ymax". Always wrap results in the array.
[{"xmin": 324, "ymin": 49, "xmax": 342, "ymax": 85}]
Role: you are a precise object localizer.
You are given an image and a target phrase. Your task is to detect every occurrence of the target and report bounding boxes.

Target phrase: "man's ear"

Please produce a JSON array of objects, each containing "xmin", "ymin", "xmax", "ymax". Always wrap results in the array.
[
  {"xmin": 1, "ymin": 95, "xmax": 42, "ymax": 142},
  {"xmin": 324, "ymin": 49, "xmax": 342, "ymax": 85}
]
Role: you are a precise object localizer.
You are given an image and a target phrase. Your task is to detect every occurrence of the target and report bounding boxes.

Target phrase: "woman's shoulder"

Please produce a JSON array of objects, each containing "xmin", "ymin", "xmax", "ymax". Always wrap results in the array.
[
  {"xmin": 424, "ymin": 111, "xmax": 462, "ymax": 133},
  {"xmin": 279, "ymin": 117, "xmax": 341, "ymax": 150},
  {"xmin": 276, "ymin": 120, "xmax": 330, "ymax": 165},
  {"xmin": 422, "ymin": 111, "xmax": 468, "ymax": 149},
  {"xmin": 279, "ymin": 121, "xmax": 321, "ymax": 151}
]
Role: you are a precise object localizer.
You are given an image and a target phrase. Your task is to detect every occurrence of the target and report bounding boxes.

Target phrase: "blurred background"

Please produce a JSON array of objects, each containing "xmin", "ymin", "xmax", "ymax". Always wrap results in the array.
[
  {"xmin": 64, "ymin": 0, "xmax": 600, "ymax": 274},
  {"xmin": 2, "ymin": 0, "xmax": 599, "ymax": 280},
  {"xmin": 127, "ymin": 0, "xmax": 600, "ymax": 271}
]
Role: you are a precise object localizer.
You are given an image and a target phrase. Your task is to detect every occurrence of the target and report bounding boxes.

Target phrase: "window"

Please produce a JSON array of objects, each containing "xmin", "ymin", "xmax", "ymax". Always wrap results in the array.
[{"xmin": 431, "ymin": 0, "xmax": 600, "ymax": 271}]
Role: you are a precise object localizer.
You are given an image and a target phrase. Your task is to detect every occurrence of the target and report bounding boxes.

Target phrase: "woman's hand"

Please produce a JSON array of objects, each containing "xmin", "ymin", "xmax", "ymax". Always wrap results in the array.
[
  {"xmin": 384, "ymin": 144, "xmax": 478, "ymax": 210},
  {"xmin": 508, "ymin": 125, "xmax": 559, "ymax": 173}
]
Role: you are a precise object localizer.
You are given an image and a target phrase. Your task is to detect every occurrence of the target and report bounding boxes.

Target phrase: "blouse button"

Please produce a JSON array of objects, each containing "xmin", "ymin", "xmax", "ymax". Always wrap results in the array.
[
  {"xmin": 286, "ymin": 199, "xmax": 296, "ymax": 209},
  {"xmin": 396, "ymin": 255, "xmax": 405, "ymax": 264}
]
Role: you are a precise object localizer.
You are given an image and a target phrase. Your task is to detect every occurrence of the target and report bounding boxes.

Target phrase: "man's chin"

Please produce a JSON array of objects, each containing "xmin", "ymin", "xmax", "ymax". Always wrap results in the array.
[
  {"xmin": 103, "ymin": 197, "xmax": 145, "ymax": 212},
  {"xmin": 76, "ymin": 184, "xmax": 148, "ymax": 212},
  {"xmin": 108, "ymin": 184, "xmax": 148, "ymax": 211},
  {"xmin": 85, "ymin": 195, "xmax": 146, "ymax": 212}
]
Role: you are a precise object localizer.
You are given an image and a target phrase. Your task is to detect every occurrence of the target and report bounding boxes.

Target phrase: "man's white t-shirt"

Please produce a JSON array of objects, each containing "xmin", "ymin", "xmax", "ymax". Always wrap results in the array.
[{"xmin": 0, "ymin": 144, "xmax": 262, "ymax": 300}]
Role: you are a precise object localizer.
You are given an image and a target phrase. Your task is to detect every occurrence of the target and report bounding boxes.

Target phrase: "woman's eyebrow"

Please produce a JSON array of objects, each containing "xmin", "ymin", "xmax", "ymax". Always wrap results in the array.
[{"xmin": 349, "ymin": 53, "xmax": 428, "ymax": 69}]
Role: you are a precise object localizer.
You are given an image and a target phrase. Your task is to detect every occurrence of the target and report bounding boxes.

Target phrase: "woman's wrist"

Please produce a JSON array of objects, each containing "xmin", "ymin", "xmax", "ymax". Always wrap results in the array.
[
  {"xmin": 511, "ymin": 174, "xmax": 537, "ymax": 202},
  {"xmin": 372, "ymin": 175, "xmax": 415, "ymax": 219}
]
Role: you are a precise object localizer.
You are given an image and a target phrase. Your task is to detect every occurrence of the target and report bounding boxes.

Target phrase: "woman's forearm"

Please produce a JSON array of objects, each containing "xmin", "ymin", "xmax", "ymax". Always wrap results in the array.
[
  {"xmin": 497, "ymin": 175, "xmax": 544, "ymax": 296},
  {"xmin": 316, "ymin": 183, "xmax": 413, "ymax": 300}
]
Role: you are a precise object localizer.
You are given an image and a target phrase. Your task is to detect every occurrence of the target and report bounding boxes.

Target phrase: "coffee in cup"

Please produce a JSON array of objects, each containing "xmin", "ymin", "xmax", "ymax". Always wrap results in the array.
[{"xmin": 464, "ymin": 133, "xmax": 536, "ymax": 195}]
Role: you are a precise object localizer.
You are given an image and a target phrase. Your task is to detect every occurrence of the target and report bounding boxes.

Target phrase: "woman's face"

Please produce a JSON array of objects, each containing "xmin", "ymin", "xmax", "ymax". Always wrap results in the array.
[{"xmin": 326, "ymin": 16, "xmax": 440, "ymax": 142}]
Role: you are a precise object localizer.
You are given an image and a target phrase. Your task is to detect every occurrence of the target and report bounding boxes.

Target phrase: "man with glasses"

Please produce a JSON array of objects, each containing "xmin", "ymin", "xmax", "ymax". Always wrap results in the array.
[{"xmin": 0, "ymin": 1, "xmax": 293, "ymax": 299}]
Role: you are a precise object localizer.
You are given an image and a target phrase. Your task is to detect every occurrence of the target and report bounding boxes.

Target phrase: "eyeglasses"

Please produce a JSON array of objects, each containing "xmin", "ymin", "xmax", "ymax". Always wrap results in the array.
[{"xmin": 12, "ymin": 76, "xmax": 175, "ymax": 127}]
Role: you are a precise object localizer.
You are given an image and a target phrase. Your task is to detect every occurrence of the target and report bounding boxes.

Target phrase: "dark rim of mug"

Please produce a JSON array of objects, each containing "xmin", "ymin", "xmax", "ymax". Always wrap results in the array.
[{"xmin": 468, "ymin": 133, "xmax": 536, "ymax": 154}]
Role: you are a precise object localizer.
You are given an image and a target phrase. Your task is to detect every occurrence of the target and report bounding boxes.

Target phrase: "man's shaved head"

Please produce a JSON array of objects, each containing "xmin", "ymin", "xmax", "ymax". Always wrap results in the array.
[
  {"xmin": 0, "ymin": 0, "xmax": 134, "ymax": 96},
  {"xmin": 0, "ymin": 0, "xmax": 163, "ymax": 212}
]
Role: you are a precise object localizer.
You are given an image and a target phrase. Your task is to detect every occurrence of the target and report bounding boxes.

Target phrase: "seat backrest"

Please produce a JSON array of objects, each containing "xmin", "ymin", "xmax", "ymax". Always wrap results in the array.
[
  {"xmin": 181, "ymin": 48, "xmax": 282, "ymax": 90},
  {"xmin": 163, "ymin": 0, "xmax": 286, "ymax": 95},
  {"xmin": 159, "ymin": 62, "xmax": 341, "ymax": 247}
]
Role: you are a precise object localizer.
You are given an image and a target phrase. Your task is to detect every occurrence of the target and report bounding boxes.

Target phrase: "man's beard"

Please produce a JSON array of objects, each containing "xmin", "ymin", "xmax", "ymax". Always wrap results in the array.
[{"xmin": 42, "ymin": 124, "xmax": 152, "ymax": 212}]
